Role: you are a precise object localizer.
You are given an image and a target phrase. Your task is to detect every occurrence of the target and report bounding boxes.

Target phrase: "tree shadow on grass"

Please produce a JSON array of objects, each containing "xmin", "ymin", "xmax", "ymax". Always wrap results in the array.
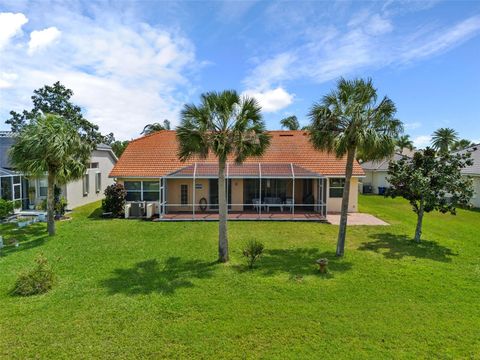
[
  {"xmin": 0, "ymin": 223, "xmax": 47, "ymax": 258},
  {"xmin": 358, "ymin": 233, "xmax": 457, "ymax": 262},
  {"xmin": 235, "ymin": 248, "xmax": 352, "ymax": 279},
  {"xmin": 100, "ymin": 257, "xmax": 216, "ymax": 296}
]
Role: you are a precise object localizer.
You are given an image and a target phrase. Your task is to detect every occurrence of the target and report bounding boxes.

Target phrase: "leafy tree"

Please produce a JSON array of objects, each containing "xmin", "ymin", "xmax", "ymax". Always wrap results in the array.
[
  {"xmin": 308, "ymin": 78, "xmax": 402, "ymax": 257},
  {"xmin": 396, "ymin": 134, "xmax": 414, "ymax": 153},
  {"xmin": 6, "ymin": 81, "xmax": 103, "ymax": 146},
  {"xmin": 451, "ymin": 139, "xmax": 474, "ymax": 151},
  {"xmin": 102, "ymin": 183, "xmax": 127, "ymax": 217},
  {"xmin": 280, "ymin": 115, "xmax": 300, "ymax": 130},
  {"xmin": 177, "ymin": 90, "xmax": 270, "ymax": 262},
  {"xmin": 141, "ymin": 119, "xmax": 171, "ymax": 135},
  {"xmin": 110, "ymin": 140, "xmax": 130, "ymax": 158},
  {"xmin": 387, "ymin": 148, "xmax": 473, "ymax": 243},
  {"xmin": 431, "ymin": 127, "xmax": 458, "ymax": 154},
  {"xmin": 10, "ymin": 114, "xmax": 90, "ymax": 236}
]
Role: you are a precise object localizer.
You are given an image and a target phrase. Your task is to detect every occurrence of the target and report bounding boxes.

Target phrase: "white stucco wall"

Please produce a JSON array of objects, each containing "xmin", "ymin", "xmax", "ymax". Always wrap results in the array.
[
  {"xmin": 471, "ymin": 176, "xmax": 480, "ymax": 208},
  {"xmin": 362, "ymin": 170, "xmax": 390, "ymax": 194}
]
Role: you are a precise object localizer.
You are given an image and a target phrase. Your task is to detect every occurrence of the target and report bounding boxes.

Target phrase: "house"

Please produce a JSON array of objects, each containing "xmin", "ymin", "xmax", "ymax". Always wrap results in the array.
[
  {"xmin": 456, "ymin": 144, "xmax": 480, "ymax": 208},
  {"xmin": 360, "ymin": 149, "xmax": 415, "ymax": 194},
  {"xmin": 0, "ymin": 131, "xmax": 117, "ymax": 211},
  {"xmin": 109, "ymin": 130, "xmax": 365, "ymax": 220}
]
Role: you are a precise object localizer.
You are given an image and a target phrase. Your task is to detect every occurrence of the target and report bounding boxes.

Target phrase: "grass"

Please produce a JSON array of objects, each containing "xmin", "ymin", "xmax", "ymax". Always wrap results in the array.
[{"xmin": 0, "ymin": 195, "xmax": 479, "ymax": 359}]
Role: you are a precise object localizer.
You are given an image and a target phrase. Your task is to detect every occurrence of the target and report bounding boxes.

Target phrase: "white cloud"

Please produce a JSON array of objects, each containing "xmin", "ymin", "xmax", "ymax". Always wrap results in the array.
[
  {"xmin": 0, "ymin": 72, "xmax": 18, "ymax": 89},
  {"xmin": 0, "ymin": 12, "xmax": 28, "ymax": 49},
  {"xmin": 404, "ymin": 122, "xmax": 422, "ymax": 130},
  {"xmin": 413, "ymin": 135, "xmax": 431, "ymax": 148},
  {"xmin": 0, "ymin": 6, "xmax": 199, "ymax": 140},
  {"xmin": 28, "ymin": 26, "xmax": 61, "ymax": 55},
  {"xmin": 243, "ymin": 87, "xmax": 294, "ymax": 112},
  {"xmin": 243, "ymin": 12, "xmax": 480, "ymax": 91}
]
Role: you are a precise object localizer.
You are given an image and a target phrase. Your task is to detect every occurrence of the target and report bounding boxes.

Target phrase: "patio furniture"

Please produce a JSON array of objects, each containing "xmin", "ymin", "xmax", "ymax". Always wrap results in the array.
[
  {"xmin": 284, "ymin": 198, "xmax": 293, "ymax": 211},
  {"xmin": 264, "ymin": 197, "xmax": 283, "ymax": 212},
  {"xmin": 252, "ymin": 198, "xmax": 262, "ymax": 212}
]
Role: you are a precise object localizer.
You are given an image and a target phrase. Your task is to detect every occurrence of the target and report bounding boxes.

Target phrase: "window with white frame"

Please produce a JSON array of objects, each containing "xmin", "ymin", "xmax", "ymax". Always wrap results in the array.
[
  {"xmin": 83, "ymin": 174, "xmax": 90, "ymax": 196},
  {"xmin": 329, "ymin": 178, "xmax": 345, "ymax": 198},
  {"xmin": 38, "ymin": 178, "xmax": 48, "ymax": 197},
  {"xmin": 89, "ymin": 162, "xmax": 99, "ymax": 169},
  {"xmin": 124, "ymin": 181, "xmax": 160, "ymax": 201},
  {"xmin": 95, "ymin": 173, "xmax": 101, "ymax": 193}
]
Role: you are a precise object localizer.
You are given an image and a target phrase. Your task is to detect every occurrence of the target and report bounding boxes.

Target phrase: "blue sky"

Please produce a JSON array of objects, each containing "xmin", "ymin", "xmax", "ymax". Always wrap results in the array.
[{"xmin": 0, "ymin": 0, "xmax": 479, "ymax": 146}]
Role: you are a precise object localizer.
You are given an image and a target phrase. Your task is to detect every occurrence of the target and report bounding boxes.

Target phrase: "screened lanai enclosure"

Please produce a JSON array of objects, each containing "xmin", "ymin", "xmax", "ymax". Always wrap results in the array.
[
  {"xmin": 0, "ymin": 168, "xmax": 27, "ymax": 209},
  {"xmin": 122, "ymin": 163, "xmax": 327, "ymax": 221}
]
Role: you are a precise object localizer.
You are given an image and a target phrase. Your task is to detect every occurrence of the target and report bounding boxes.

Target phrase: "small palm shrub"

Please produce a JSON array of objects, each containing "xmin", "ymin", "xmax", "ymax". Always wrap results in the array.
[
  {"xmin": 102, "ymin": 183, "xmax": 127, "ymax": 217},
  {"xmin": 12, "ymin": 254, "xmax": 55, "ymax": 296},
  {"xmin": 243, "ymin": 240, "xmax": 265, "ymax": 269},
  {"xmin": 0, "ymin": 199, "xmax": 14, "ymax": 219}
]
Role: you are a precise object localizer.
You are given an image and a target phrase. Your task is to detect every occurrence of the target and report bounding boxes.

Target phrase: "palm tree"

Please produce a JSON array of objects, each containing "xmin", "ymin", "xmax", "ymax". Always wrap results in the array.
[
  {"xmin": 396, "ymin": 134, "xmax": 414, "ymax": 154},
  {"xmin": 451, "ymin": 139, "xmax": 474, "ymax": 151},
  {"xmin": 10, "ymin": 114, "xmax": 91, "ymax": 236},
  {"xmin": 308, "ymin": 78, "xmax": 402, "ymax": 257},
  {"xmin": 177, "ymin": 90, "xmax": 270, "ymax": 262},
  {"xmin": 141, "ymin": 119, "xmax": 171, "ymax": 135},
  {"xmin": 431, "ymin": 128, "xmax": 458, "ymax": 154},
  {"xmin": 280, "ymin": 115, "xmax": 300, "ymax": 130}
]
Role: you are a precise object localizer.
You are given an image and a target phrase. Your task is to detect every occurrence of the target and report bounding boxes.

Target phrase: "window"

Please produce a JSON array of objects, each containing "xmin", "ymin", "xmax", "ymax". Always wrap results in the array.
[
  {"xmin": 124, "ymin": 180, "xmax": 161, "ymax": 202},
  {"xmin": 181, "ymin": 184, "xmax": 188, "ymax": 205},
  {"xmin": 38, "ymin": 178, "xmax": 48, "ymax": 197},
  {"xmin": 83, "ymin": 174, "xmax": 90, "ymax": 196},
  {"xmin": 329, "ymin": 178, "xmax": 345, "ymax": 198},
  {"xmin": 142, "ymin": 181, "xmax": 160, "ymax": 201},
  {"xmin": 89, "ymin": 162, "xmax": 99, "ymax": 169},
  {"xmin": 95, "ymin": 173, "xmax": 101, "ymax": 193},
  {"xmin": 124, "ymin": 181, "xmax": 141, "ymax": 201}
]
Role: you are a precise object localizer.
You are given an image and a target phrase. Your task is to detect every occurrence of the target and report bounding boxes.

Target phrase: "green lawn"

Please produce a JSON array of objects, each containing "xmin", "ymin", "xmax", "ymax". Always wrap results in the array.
[{"xmin": 0, "ymin": 195, "xmax": 479, "ymax": 359}]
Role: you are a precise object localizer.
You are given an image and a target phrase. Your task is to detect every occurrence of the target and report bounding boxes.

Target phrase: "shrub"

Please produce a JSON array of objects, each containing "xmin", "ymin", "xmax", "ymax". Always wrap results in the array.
[
  {"xmin": 243, "ymin": 240, "xmax": 265, "ymax": 269},
  {"xmin": 0, "ymin": 199, "xmax": 14, "ymax": 219},
  {"xmin": 102, "ymin": 183, "xmax": 127, "ymax": 217},
  {"xmin": 12, "ymin": 254, "xmax": 56, "ymax": 296},
  {"xmin": 55, "ymin": 197, "xmax": 68, "ymax": 217}
]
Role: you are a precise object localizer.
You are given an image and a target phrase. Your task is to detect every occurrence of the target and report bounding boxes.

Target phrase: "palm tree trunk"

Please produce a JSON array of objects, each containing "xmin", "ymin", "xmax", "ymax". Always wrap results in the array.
[
  {"xmin": 336, "ymin": 147, "xmax": 355, "ymax": 257},
  {"xmin": 414, "ymin": 199, "xmax": 424, "ymax": 243},
  {"xmin": 47, "ymin": 172, "xmax": 56, "ymax": 236},
  {"xmin": 218, "ymin": 159, "xmax": 229, "ymax": 262}
]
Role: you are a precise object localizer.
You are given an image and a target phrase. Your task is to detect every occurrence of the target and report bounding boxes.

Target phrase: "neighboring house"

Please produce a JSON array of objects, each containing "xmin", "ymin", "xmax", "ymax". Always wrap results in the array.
[
  {"xmin": 109, "ymin": 130, "xmax": 365, "ymax": 219},
  {"xmin": 360, "ymin": 148, "xmax": 415, "ymax": 194},
  {"xmin": 456, "ymin": 144, "xmax": 480, "ymax": 208},
  {"xmin": 0, "ymin": 131, "xmax": 117, "ymax": 211}
]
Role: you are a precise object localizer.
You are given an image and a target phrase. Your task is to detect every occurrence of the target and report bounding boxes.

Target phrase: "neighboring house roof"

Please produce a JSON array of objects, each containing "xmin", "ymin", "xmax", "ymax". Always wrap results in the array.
[
  {"xmin": 110, "ymin": 130, "xmax": 365, "ymax": 178},
  {"xmin": 454, "ymin": 144, "xmax": 480, "ymax": 176},
  {"xmin": 361, "ymin": 149, "xmax": 414, "ymax": 172}
]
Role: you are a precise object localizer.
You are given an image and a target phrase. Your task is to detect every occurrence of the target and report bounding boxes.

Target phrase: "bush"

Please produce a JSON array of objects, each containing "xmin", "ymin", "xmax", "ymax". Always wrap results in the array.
[
  {"xmin": 12, "ymin": 254, "xmax": 56, "ymax": 296},
  {"xmin": 243, "ymin": 240, "xmax": 265, "ymax": 269},
  {"xmin": 102, "ymin": 183, "xmax": 127, "ymax": 217},
  {"xmin": 0, "ymin": 199, "xmax": 14, "ymax": 219},
  {"xmin": 55, "ymin": 197, "xmax": 68, "ymax": 217}
]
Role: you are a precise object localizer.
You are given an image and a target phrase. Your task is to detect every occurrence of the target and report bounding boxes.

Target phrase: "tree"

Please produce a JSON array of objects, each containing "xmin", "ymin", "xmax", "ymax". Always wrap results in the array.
[
  {"xmin": 431, "ymin": 127, "xmax": 458, "ymax": 154},
  {"xmin": 10, "ymin": 114, "xmax": 91, "ymax": 236},
  {"xmin": 280, "ymin": 115, "xmax": 300, "ymax": 130},
  {"xmin": 177, "ymin": 90, "xmax": 270, "ymax": 262},
  {"xmin": 396, "ymin": 134, "xmax": 414, "ymax": 153},
  {"xmin": 141, "ymin": 119, "xmax": 171, "ymax": 135},
  {"xmin": 387, "ymin": 148, "xmax": 473, "ymax": 243},
  {"xmin": 451, "ymin": 139, "xmax": 474, "ymax": 151},
  {"xmin": 110, "ymin": 140, "xmax": 130, "ymax": 158},
  {"xmin": 308, "ymin": 78, "xmax": 402, "ymax": 257},
  {"xmin": 6, "ymin": 81, "xmax": 103, "ymax": 146}
]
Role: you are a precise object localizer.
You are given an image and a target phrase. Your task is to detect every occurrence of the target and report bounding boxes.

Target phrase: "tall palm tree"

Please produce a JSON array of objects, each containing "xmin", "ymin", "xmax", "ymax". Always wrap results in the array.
[
  {"xmin": 280, "ymin": 115, "xmax": 300, "ymax": 130},
  {"xmin": 451, "ymin": 139, "xmax": 473, "ymax": 151},
  {"xmin": 141, "ymin": 119, "xmax": 171, "ymax": 135},
  {"xmin": 177, "ymin": 90, "xmax": 270, "ymax": 262},
  {"xmin": 10, "ymin": 114, "xmax": 91, "ymax": 236},
  {"xmin": 431, "ymin": 127, "xmax": 458, "ymax": 154},
  {"xmin": 308, "ymin": 78, "xmax": 402, "ymax": 257},
  {"xmin": 396, "ymin": 134, "xmax": 414, "ymax": 154}
]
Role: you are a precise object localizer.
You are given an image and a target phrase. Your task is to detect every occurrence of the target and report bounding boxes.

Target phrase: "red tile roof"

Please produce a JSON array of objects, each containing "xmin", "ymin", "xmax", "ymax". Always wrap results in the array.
[{"xmin": 109, "ymin": 130, "xmax": 365, "ymax": 178}]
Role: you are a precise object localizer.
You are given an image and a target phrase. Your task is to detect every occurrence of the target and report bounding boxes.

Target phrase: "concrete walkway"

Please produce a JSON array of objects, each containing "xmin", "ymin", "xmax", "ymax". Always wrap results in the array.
[{"xmin": 327, "ymin": 213, "xmax": 389, "ymax": 226}]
